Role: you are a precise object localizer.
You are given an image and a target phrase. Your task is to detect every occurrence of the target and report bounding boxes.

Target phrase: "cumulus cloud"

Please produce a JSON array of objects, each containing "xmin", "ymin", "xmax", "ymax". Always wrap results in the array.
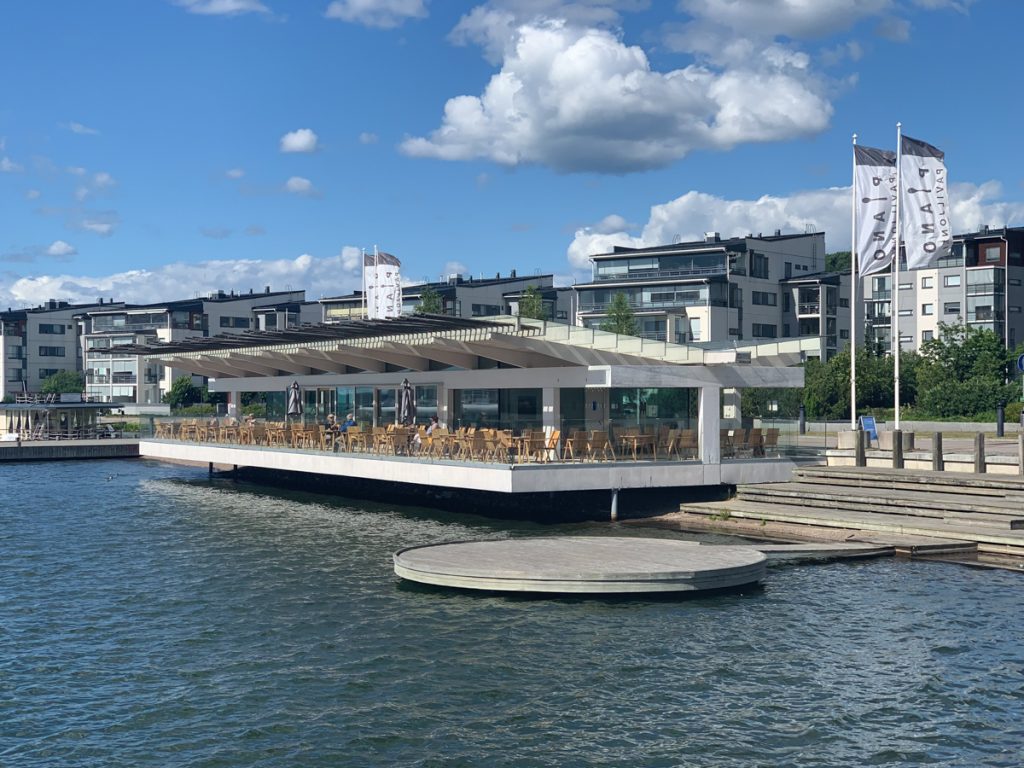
[
  {"xmin": 26, "ymin": 189, "xmax": 41, "ymax": 200},
  {"xmin": 358, "ymin": 131, "xmax": 379, "ymax": 144},
  {"xmin": 67, "ymin": 121, "xmax": 99, "ymax": 135},
  {"xmin": 93, "ymin": 172, "xmax": 116, "ymax": 188},
  {"xmin": 174, "ymin": 0, "xmax": 270, "ymax": 15},
  {"xmin": 1, "ymin": 156, "xmax": 23, "ymax": 173},
  {"xmin": 78, "ymin": 211, "xmax": 121, "ymax": 237},
  {"xmin": 244, "ymin": 224, "xmax": 266, "ymax": 236},
  {"xmin": 66, "ymin": 166, "xmax": 87, "ymax": 176},
  {"xmin": 403, "ymin": 19, "xmax": 832, "ymax": 173},
  {"xmin": 284, "ymin": 176, "xmax": 317, "ymax": 196},
  {"xmin": 280, "ymin": 128, "xmax": 319, "ymax": 153},
  {"xmin": 46, "ymin": 240, "xmax": 77, "ymax": 258},
  {"xmin": 566, "ymin": 181, "xmax": 1024, "ymax": 275},
  {"xmin": 0, "ymin": 248, "xmax": 367, "ymax": 307},
  {"xmin": 226, "ymin": 167, "xmax": 245, "ymax": 179},
  {"xmin": 443, "ymin": 260, "xmax": 469, "ymax": 276},
  {"xmin": 325, "ymin": 0, "xmax": 427, "ymax": 28}
]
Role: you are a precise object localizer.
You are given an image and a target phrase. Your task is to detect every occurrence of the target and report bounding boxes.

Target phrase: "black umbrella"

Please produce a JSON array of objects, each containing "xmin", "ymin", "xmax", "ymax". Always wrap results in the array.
[
  {"xmin": 286, "ymin": 381, "xmax": 303, "ymax": 420},
  {"xmin": 399, "ymin": 378, "xmax": 416, "ymax": 426}
]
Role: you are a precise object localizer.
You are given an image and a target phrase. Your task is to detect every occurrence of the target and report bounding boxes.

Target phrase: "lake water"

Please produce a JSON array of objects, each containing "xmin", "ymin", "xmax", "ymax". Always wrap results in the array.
[{"xmin": 3, "ymin": 459, "xmax": 1023, "ymax": 767}]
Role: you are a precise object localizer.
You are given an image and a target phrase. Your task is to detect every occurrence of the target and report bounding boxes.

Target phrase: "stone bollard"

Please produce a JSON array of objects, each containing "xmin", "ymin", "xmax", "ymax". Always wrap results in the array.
[
  {"xmin": 974, "ymin": 433, "xmax": 986, "ymax": 474},
  {"xmin": 932, "ymin": 432, "xmax": 944, "ymax": 472},
  {"xmin": 996, "ymin": 401, "xmax": 1005, "ymax": 438},
  {"xmin": 855, "ymin": 428, "xmax": 866, "ymax": 467},
  {"xmin": 798, "ymin": 404, "xmax": 806, "ymax": 435},
  {"xmin": 892, "ymin": 428, "xmax": 904, "ymax": 469}
]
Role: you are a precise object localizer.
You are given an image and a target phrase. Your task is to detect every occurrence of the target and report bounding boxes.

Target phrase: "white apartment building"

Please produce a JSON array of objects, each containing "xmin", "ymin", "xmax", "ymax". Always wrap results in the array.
[
  {"xmin": 1, "ymin": 299, "xmax": 122, "ymax": 400},
  {"xmin": 864, "ymin": 225, "xmax": 1024, "ymax": 351},
  {"xmin": 573, "ymin": 231, "xmax": 853, "ymax": 360},
  {"xmin": 79, "ymin": 288, "xmax": 307, "ymax": 404}
]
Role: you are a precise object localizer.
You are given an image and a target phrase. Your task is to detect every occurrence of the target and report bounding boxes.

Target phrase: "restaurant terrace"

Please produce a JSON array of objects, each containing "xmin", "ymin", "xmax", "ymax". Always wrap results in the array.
[{"xmin": 131, "ymin": 315, "xmax": 818, "ymax": 515}]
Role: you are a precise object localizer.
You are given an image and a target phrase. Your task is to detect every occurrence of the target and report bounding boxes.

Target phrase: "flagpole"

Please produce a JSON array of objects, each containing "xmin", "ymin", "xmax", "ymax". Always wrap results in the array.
[
  {"xmin": 893, "ymin": 122, "xmax": 902, "ymax": 432},
  {"xmin": 850, "ymin": 133, "xmax": 858, "ymax": 430},
  {"xmin": 361, "ymin": 248, "xmax": 367, "ymax": 319}
]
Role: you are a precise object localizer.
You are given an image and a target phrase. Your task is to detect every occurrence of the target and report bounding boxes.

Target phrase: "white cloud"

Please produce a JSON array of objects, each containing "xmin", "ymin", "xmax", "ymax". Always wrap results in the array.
[
  {"xmin": 46, "ymin": 240, "xmax": 77, "ymax": 258},
  {"xmin": 74, "ymin": 186, "xmax": 90, "ymax": 202},
  {"xmin": 280, "ymin": 128, "xmax": 319, "ymax": 153},
  {"xmin": 325, "ymin": 0, "xmax": 427, "ymax": 28},
  {"xmin": 226, "ymin": 167, "xmax": 245, "ymax": 179},
  {"xmin": 403, "ymin": 19, "xmax": 832, "ymax": 173},
  {"xmin": 26, "ymin": 189, "xmax": 41, "ymax": 200},
  {"xmin": 244, "ymin": 224, "xmax": 266, "ymax": 236},
  {"xmin": 67, "ymin": 121, "xmax": 99, "ymax": 135},
  {"xmin": 78, "ymin": 212, "xmax": 120, "ymax": 237},
  {"xmin": 174, "ymin": 0, "xmax": 270, "ymax": 15},
  {"xmin": 93, "ymin": 171, "xmax": 116, "ymax": 188},
  {"xmin": 1, "ymin": 157, "xmax": 23, "ymax": 173},
  {"xmin": 66, "ymin": 166, "xmax": 87, "ymax": 176},
  {"xmin": 443, "ymin": 260, "xmax": 469, "ymax": 276},
  {"xmin": 566, "ymin": 181, "xmax": 1024, "ymax": 275},
  {"xmin": 358, "ymin": 131, "xmax": 379, "ymax": 144},
  {"xmin": 875, "ymin": 16, "xmax": 911, "ymax": 41},
  {"xmin": 0, "ymin": 249, "xmax": 367, "ymax": 306},
  {"xmin": 284, "ymin": 176, "xmax": 317, "ymax": 196}
]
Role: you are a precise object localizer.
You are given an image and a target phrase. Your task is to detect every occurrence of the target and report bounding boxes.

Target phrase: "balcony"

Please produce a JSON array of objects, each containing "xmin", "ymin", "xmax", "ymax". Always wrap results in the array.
[
  {"xmin": 968, "ymin": 310, "xmax": 1004, "ymax": 323},
  {"xmin": 870, "ymin": 290, "xmax": 892, "ymax": 300},
  {"xmin": 797, "ymin": 303, "xmax": 820, "ymax": 316},
  {"xmin": 966, "ymin": 283, "xmax": 1002, "ymax": 296},
  {"xmin": 593, "ymin": 265, "xmax": 727, "ymax": 282}
]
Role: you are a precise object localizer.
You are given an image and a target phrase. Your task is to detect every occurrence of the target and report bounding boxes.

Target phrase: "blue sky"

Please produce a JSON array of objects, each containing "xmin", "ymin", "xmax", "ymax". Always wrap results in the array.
[{"xmin": 1, "ymin": 0, "xmax": 1022, "ymax": 307}]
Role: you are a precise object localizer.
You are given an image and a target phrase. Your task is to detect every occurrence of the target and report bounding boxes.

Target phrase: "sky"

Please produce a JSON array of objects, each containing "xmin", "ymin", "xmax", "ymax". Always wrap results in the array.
[{"xmin": 2, "ymin": 0, "xmax": 1023, "ymax": 308}]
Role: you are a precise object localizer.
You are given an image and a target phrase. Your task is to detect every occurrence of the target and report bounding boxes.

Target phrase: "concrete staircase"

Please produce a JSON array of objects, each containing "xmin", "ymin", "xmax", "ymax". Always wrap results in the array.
[{"xmin": 677, "ymin": 466, "xmax": 1024, "ymax": 558}]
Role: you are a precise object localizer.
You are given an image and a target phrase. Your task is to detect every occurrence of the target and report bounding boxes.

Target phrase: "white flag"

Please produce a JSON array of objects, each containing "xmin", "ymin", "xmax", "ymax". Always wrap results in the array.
[
  {"xmin": 364, "ymin": 251, "xmax": 403, "ymax": 319},
  {"xmin": 854, "ymin": 145, "xmax": 898, "ymax": 278},
  {"xmin": 900, "ymin": 135, "xmax": 952, "ymax": 270}
]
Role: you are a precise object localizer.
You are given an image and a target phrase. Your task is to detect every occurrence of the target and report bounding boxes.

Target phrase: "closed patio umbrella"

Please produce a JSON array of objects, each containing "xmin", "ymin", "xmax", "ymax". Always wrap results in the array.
[
  {"xmin": 399, "ymin": 378, "xmax": 416, "ymax": 426},
  {"xmin": 286, "ymin": 381, "xmax": 303, "ymax": 421}
]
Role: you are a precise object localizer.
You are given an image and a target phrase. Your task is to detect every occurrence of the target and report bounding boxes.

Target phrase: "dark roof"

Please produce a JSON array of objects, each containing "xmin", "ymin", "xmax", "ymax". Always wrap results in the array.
[
  {"xmin": 591, "ymin": 232, "xmax": 824, "ymax": 260},
  {"xmin": 954, "ymin": 225, "xmax": 1024, "ymax": 241},
  {"xmin": 779, "ymin": 271, "xmax": 843, "ymax": 285},
  {"xmin": 113, "ymin": 314, "xmax": 517, "ymax": 356},
  {"xmin": 85, "ymin": 290, "xmax": 304, "ymax": 315},
  {"xmin": 321, "ymin": 274, "xmax": 554, "ymax": 303}
]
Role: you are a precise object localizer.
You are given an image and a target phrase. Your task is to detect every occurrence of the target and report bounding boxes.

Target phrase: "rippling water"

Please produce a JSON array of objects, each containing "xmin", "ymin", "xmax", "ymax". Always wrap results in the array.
[{"xmin": 2, "ymin": 459, "xmax": 1023, "ymax": 767}]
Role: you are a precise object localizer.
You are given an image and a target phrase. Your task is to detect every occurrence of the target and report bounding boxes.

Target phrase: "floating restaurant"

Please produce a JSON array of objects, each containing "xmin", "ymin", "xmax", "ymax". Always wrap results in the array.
[{"xmin": 132, "ymin": 315, "xmax": 818, "ymax": 517}]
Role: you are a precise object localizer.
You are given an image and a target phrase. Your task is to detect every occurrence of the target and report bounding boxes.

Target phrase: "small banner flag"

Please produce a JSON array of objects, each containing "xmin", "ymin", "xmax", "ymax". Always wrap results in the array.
[
  {"xmin": 900, "ymin": 135, "xmax": 952, "ymax": 270},
  {"xmin": 364, "ymin": 251, "xmax": 403, "ymax": 319},
  {"xmin": 854, "ymin": 145, "xmax": 898, "ymax": 278}
]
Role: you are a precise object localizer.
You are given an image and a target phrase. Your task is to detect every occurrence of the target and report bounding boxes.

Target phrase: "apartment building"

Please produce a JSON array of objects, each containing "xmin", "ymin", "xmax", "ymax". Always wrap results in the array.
[
  {"xmin": 79, "ymin": 288, "xmax": 307, "ymax": 404},
  {"xmin": 320, "ymin": 272, "xmax": 572, "ymax": 323},
  {"xmin": 863, "ymin": 225, "xmax": 1024, "ymax": 351},
  {"xmin": 573, "ymin": 232, "xmax": 852, "ymax": 359},
  {"xmin": 0, "ymin": 299, "xmax": 122, "ymax": 401}
]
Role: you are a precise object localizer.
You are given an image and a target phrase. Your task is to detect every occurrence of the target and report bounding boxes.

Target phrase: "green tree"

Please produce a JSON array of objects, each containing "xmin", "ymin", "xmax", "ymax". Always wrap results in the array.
[
  {"xmin": 415, "ymin": 285, "xmax": 443, "ymax": 315},
  {"xmin": 40, "ymin": 370, "xmax": 84, "ymax": 394},
  {"xmin": 163, "ymin": 375, "xmax": 203, "ymax": 409},
  {"xmin": 518, "ymin": 285, "xmax": 547, "ymax": 320},
  {"xmin": 600, "ymin": 293, "xmax": 639, "ymax": 336},
  {"xmin": 825, "ymin": 251, "xmax": 851, "ymax": 272}
]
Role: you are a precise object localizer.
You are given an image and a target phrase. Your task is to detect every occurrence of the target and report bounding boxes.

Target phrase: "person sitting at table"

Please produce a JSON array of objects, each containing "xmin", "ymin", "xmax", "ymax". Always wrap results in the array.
[
  {"xmin": 244, "ymin": 413, "xmax": 256, "ymax": 426},
  {"xmin": 339, "ymin": 413, "xmax": 356, "ymax": 432},
  {"xmin": 412, "ymin": 415, "xmax": 441, "ymax": 453},
  {"xmin": 324, "ymin": 413, "xmax": 338, "ymax": 432}
]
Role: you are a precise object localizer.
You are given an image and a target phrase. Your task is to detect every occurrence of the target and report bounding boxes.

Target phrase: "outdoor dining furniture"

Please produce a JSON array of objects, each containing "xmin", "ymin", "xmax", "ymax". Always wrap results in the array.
[{"xmin": 618, "ymin": 431, "xmax": 656, "ymax": 461}]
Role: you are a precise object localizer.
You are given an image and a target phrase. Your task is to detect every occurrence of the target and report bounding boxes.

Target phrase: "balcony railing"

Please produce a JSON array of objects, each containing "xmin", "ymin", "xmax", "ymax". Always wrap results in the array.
[
  {"xmin": 797, "ymin": 303, "xmax": 820, "ymax": 315},
  {"xmin": 594, "ymin": 265, "xmax": 727, "ymax": 282},
  {"xmin": 578, "ymin": 297, "xmax": 726, "ymax": 313},
  {"xmin": 966, "ymin": 283, "xmax": 1001, "ymax": 295}
]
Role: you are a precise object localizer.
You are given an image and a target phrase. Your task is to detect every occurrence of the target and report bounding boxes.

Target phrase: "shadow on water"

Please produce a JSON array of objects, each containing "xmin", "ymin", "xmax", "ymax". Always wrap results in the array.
[{"xmin": 393, "ymin": 578, "xmax": 767, "ymax": 604}]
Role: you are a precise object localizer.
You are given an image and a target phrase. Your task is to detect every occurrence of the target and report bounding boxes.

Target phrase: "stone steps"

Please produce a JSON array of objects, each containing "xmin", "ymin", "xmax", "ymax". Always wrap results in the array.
[
  {"xmin": 735, "ymin": 483, "xmax": 1024, "ymax": 530},
  {"xmin": 683, "ymin": 499, "xmax": 1024, "ymax": 555},
  {"xmin": 794, "ymin": 466, "xmax": 1024, "ymax": 499}
]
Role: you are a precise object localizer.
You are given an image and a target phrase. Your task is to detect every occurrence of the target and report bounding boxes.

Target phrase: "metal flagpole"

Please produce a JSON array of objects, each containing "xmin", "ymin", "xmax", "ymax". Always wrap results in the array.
[
  {"xmin": 361, "ymin": 248, "xmax": 367, "ymax": 319},
  {"xmin": 850, "ymin": 133, "xmax": 858, "ymax": 430},
  {"xmin": 893, "ymin": 122, "xmax": 903, "ymax": 432}
]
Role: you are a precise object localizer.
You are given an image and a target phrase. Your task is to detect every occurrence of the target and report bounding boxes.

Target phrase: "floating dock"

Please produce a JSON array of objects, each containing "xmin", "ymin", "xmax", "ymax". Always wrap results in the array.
[{"xmin": 393, "ymin": 536, "xmax": 767, "ymax": 594}]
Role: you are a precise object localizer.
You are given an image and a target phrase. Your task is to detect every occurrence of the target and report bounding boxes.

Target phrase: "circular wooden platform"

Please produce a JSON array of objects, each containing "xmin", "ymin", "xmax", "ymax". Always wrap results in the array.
[{"xmin": 393, "ymin": 536, "xmax": 767, "ymax": 594}]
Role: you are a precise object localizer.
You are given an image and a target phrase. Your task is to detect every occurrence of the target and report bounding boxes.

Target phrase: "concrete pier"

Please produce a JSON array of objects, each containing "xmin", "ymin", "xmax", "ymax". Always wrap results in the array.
[
  {"xmin": 393, "ymin": 536, "xmax": 767, "ymax": 594},
  {"xmin": 0, "ymin": 439, "xmax": 139, "ymax": 462}
]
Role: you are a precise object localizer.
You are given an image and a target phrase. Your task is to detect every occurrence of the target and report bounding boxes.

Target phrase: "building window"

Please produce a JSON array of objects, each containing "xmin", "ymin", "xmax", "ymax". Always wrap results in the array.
[
  {"xmin": 219, "ymin": 316, "xmax": 250, "ymax": 329},
  {"xmin": 783, "ymin": 293, "xmax": 791, "ymax": 312},
  {"xmin": 1010, "ymin": 278, "xmax": 1021, "ymax": 286},
  {"xmin": 783, "ymin": 323, "xmax": 791, "ymax": 337},
  {"xmin": 921, "ymin": 303, "xmax": 934, "ymax": 316},
  {"xmin": 922, "ymin": 330, "xmax": 934, "ymax": 342},
  {"xmin": 944, "ymin": 301, "xmax": 960, "ymax": 315},
  {"xmin": 899, "ymin": 335, "xmax": 912, "ymax": 343},
  {"xmin": 39, "ymin": 368, "xmax": 60, "ymax": 379},
  {"xmin": 839, "ymin": 298, "xmax": 849, "ymax": 308},
  {"xmin": 840, "ymin": 329, "xmax": 849, "ymax": 339},
  {"xmin": 471, "ymin": 303, "xmax": 502, "ymax": 317},
  {"xmin": 985, "ymin": 245, "xmax": 1001, "ymax": 262},
  {"xmin": 38, "ymin": 323, "xmax": 67, "ymax": 334},
  {"xmin": 752, "ymin": 291, "xmax": 777, "ymax": 306},
  {"xmin": 921, "ymin": 276, "xmax": 934, "ymax": 289},
  {"xmin": 39, "ymin": 346, "xmax": 66, "ymax": 357},
  {"xmin": 751, "ymin": 323, "xmax": 777, "ymax": 338},
  {"xmin": 1010, "ymin": 306, "xmax": 1022, "ymax": 314},
  {"xmin": 899, "ymin": 282, "xmax": 912, "ymax": 290},
  {"xmin": 751, "ymin": 253, "xmax": 770, "ymax": 279},
  {"xmin": 944, "ymin": 274, "xmax": 961, "ymax": 287},
  {"xmin": 898, "ymin": 309, "xmax": 913, "ymax": 317}
]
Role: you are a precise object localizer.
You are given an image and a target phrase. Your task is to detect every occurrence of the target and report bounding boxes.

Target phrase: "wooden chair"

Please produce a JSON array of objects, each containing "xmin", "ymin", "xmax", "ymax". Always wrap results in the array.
[
  {"xmin": 543, "ymin": 429, "xmax": 561, "ymax": 462},
  {"xmin": 747, "ymin": 428, "xmax": 763, "ymax": 457},
  {"xmin": 586, "ymin": 430, "xmax": 616, "ymax": 461},
  {"xmin": 719, "ymin": 428, "xmax": 734, "ymax": 458},
  {"xmin": 763, "ymin": 428, "xmax": 780, "ymax": 457},
  {"xmin": 677, "ymin": 429, "xmax": 698, "ymax": 459}
]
